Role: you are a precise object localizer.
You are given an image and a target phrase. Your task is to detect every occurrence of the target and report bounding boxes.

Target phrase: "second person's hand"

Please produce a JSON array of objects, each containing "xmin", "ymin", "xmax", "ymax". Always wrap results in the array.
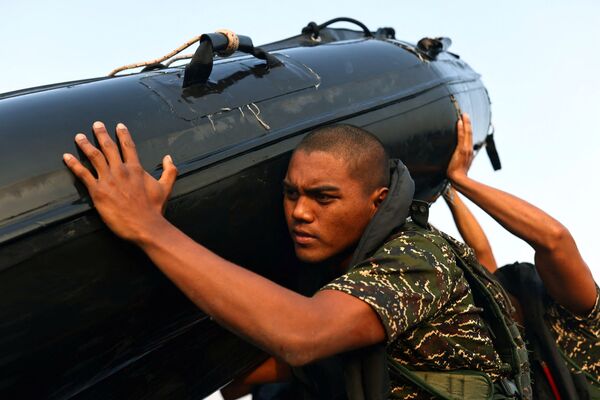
[{"xmin": 447, "ymin": 113, "xmax": 474, "ymax": 184}]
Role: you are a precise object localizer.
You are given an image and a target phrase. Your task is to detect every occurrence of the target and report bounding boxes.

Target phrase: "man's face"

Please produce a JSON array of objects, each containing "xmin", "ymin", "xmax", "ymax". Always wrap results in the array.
[{"xmin": 283, "ymin": 150, "xmax": 381, "ymax": 264}]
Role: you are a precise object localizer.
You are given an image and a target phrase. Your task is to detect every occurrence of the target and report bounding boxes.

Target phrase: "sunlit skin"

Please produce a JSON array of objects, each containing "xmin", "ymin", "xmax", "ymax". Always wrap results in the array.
[
  {"xmin": 283, "ymin": 150, "xmax": 388, "ymax": 270},
  {"xmin": 63, "ymin": 122, "xmax": 387, "ymax": 369},
  {"xmin": 448, "ymin": 113, "xmax": 597, "ymax": 315}
]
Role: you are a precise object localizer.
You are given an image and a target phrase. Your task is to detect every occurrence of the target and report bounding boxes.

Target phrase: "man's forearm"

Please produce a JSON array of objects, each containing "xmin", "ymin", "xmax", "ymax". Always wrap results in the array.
[
  {"xmin": 450, "ymin": 175, "xmax": 564, "ymax": 251},
  {"xmin": 451, "ymin": 174, "xmax": 597, "ymax": 314},
  {"xmin": 444, "ymin": 189, "xmax": 497, "ymax": 272},
  {"xmin": 135, "ymin": 217, "xmax": 317, "ymax": 361},
  {"xmin": 133, "ymin": 218, "xmax": 384, "ymax": 365}
]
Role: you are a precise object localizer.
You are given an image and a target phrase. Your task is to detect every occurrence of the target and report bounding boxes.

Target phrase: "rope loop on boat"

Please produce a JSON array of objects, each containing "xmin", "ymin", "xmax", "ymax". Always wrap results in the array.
[
  {"xmin": 215, "ymin": 29, "xmax": 239, "ymax": 57},
  {"xmin": 108, "ymin": 29, "xmax": 240, "ymax": 76}
]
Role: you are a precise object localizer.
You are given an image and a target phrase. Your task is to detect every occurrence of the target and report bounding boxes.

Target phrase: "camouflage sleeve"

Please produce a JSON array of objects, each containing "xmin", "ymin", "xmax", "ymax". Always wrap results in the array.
[
  {"xmin": 554, "ymin": 284, "xmax": 600, "ymax": 327},
  {"xmin": 547, "ymin": 284, "xmax": 600, "ymax": 378},
  {"xmin": 587, "ymin": 285, "xmax": 600, "ymax": 325},
  {"xmin": 321, "ymin": 230, "xmax": 464, "ymax": 343},
  {"xmin": 576, "ymin": 284, "xmax": 600, "ymax": 326}
]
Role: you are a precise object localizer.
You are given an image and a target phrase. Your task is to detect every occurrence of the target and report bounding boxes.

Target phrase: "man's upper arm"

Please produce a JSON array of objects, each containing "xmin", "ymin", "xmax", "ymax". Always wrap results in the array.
[
  {"xmin": 276, "ymin": 289, "xmax": 386, "ymax": 366},
  {"xmin": 320, "ymin": 231, "xmax": 456, "ymax": 343},
  {"xmin": 308, "ymin": 289, "xmax": 387, "ymax": 354},
  {"xmin": 534, "ymin": 239, "xmax": 598, "ymax": 316}
]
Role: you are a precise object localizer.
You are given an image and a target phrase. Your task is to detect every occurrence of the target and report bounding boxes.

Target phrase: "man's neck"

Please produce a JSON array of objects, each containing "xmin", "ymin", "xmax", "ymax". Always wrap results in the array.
[
  {"xmin": 327, "ymin": 247, "xmax": 356, "ymax": 277},
  {"xmin": 337, "ymin": 252, "xmax": 353, "ymax": 274}
]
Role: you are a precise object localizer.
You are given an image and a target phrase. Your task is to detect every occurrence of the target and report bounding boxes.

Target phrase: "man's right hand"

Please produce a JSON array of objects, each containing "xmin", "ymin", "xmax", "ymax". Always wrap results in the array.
[
  {"xmin": 444, "ymin": 113, "xmax": 597, "ymax": 315},
  {"xmin": 63, "ymin": 122, "xmax": 177, "ymax": 243},
  {"xmin": 447, "ymin": 113, "xmax": 474, "ymax": 183}
]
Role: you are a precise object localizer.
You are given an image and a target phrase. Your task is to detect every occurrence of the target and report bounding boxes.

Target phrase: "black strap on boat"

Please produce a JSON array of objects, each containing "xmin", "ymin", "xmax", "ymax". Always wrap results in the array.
[
  {"xmin": 375, "ymin": 27, "xmax": 396, "ymax": 39},
  {"xmin": 417, "ymin": 37, "xmax": 452, "ymax": 58},
  {"xmin": 449, "ymin": 93, "xmax": 502, "ymax": 172},
  {"xmin": 302, "ymin": 17, "xmax": 373, "ymax": 40},
  {"xmin": 485, "ymin": 131, "xmax": 502, "ymax": 171},
  {"xmin": 183, "ymin": 32, "xmax": 280, "ymax": 88}
]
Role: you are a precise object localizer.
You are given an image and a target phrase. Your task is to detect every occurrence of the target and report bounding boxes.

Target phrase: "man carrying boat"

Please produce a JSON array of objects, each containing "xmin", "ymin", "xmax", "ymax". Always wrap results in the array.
[
  {"xmin": 63, "ymin": 121, "xmax": 528, "ymax": 399},
  {"xmin": 443, "ymin": 114, "xmax": 599, "ymax": 399}
]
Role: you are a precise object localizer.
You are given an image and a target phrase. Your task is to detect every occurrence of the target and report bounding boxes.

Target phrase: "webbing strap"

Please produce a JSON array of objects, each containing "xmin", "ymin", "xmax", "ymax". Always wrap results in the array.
[
  {"xmin": 448, "ymin": 245, "xmax": 531, "ymax": 399},
  {"xmin": 388, "ymin": 358, "xmax": 459, "ymax": 399},
  {"xmin": 407, "ymin": 206, "xmax": 530, "ymax": 398},
  {"xmin": 388, "ymin": 356, "xmax": 496, "ymax": 400}
]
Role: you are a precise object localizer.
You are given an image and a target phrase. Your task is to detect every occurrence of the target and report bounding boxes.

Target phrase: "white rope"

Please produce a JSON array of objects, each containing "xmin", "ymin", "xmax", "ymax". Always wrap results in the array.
[
  {"xmin": 108, "ymin": 30, "xmax": 239, "ymax": 76},
  {"xmin": 108, "ymin": 35, "xmax": 203, "ymax": 76},
  {"xmin": 164, "ymin": 53, "xmax": 194, "ymax": 67}
]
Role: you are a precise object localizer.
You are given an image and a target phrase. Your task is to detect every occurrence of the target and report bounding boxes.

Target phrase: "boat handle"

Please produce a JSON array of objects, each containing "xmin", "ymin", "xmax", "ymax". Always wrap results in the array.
[
  {"xmin": 301, "ymin": 17, "xmax": 373, "ymax": 41},
  {"xmin": 183, "ymin": 30, "xmax": 280, "ymax": 88}
]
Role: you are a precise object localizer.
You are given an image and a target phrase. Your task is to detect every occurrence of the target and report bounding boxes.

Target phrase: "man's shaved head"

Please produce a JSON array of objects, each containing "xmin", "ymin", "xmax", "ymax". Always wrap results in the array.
[
  {"xmin": 294, "ymin": 124, "xmax": 390, "ymax": 193},
  {"xmin": 285, "ymin": 124, "xmax": 390, "ymax": 264}
]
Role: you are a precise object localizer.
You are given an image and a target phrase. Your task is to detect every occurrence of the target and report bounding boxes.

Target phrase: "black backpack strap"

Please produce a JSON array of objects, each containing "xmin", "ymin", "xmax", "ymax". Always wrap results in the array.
[
  {"xmin": 291, "ymin": 355, "xmax": 347, "ymax": 399},
  {"xmin": 342, "ymin": 344, "xmax": 390, "ymax": 400}
]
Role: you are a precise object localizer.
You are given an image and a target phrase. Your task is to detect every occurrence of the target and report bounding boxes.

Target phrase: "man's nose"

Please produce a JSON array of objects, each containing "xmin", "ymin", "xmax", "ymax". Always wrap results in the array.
[{"xmin": 292, "ymin": 196, "xmax": 315, "ymax": 223}]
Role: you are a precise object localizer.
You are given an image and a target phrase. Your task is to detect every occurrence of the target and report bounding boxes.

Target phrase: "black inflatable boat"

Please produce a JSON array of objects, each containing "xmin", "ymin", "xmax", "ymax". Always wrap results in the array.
[{"xmin": 0, "ymin": 18, "xmax": 499, "ymax": 399}]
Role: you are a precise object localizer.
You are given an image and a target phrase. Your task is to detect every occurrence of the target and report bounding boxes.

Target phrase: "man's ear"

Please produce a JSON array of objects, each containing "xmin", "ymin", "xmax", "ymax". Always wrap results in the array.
[{"xmin": 372, "ymin": 187, "xmax": 389, "ymax": 209}]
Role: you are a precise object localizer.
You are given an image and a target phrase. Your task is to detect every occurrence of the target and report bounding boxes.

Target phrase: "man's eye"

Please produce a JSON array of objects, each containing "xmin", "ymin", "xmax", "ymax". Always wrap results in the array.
[{"xmin": 315, "ymin": 194, "xmax": 333, "ymax": 203}]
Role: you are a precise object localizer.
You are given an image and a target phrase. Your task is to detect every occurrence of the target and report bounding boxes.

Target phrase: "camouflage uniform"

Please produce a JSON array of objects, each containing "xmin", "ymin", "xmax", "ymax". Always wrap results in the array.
[
  {"xmin": 546, "ymin": 285, "xmax": 600, "ymax": 380},
  {"xmin": 322, "ymin": 221, "xmax": 507, "ymax": 399}
]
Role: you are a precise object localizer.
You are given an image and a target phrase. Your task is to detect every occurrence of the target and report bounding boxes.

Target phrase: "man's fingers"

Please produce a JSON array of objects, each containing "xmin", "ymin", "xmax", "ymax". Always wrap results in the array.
[
  {"xmin": 115, "ymin": 123, "xmax": 141, "ymax": 165},
  {"xmin": 92, "ymin": 121, "xmax": 122, "ymax": 166},
  {"xmin": 456, "ymin": 117, "xmax": 465, "ymax": 143},
  {"xmin": 63, "ymin": 153, "xmax": 96, "ymax": 188},
  {"xmin": 461, "ymin": 113, "xmax": 473, "ymax": 150},
  {"xmin": 448, "ymin": 113, "xmax": 475, "ymax": 180},
  {"xmin": 75, "ymin": 133, "xmax": 109, "ymax": 175},
  {"xmin": 462, "ymin": 112, "xmax": 472, "ymax": 128},
  {"xmin": 159, "ymin": 155, "xmax": 178, "ymax": 194}
]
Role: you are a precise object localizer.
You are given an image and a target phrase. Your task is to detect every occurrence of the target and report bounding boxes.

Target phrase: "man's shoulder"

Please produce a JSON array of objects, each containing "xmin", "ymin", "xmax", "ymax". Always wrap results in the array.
[
  {"xmin": 356, "ymin": 221, "xmax": 468, "ymax": 285},
  {"xmin": 373, "ymin": 221, "xmax": 453, "ymax": 260}
]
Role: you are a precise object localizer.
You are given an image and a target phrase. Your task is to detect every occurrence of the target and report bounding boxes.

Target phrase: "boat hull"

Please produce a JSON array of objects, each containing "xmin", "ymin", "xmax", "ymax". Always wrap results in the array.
[{"xmin": 0, "ymin": 32, "xmax": 491, "ymax": 398}]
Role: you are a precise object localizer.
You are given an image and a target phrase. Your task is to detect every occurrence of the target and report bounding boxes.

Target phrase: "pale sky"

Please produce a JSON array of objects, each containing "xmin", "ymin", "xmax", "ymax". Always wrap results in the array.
[{"xmin": 1, "ymin": 1, "xmax": 599, "ymax": 398}]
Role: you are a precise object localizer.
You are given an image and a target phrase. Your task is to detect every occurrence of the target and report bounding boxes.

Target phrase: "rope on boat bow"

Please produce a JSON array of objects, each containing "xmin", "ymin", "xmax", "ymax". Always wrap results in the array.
[{"xmin": 108, "ymin": 29, "xmax": 240, "ymax": 76}]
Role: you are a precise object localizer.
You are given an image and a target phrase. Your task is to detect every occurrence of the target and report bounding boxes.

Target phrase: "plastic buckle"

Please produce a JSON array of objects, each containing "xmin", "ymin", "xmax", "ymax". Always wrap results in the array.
[
  {"xmin": 410, "ymin": 200, "xmax": 430, "ymax": 228},
  {"xmin": 499, "ymin": 378, "xmax": 520, "ymax": 398}
]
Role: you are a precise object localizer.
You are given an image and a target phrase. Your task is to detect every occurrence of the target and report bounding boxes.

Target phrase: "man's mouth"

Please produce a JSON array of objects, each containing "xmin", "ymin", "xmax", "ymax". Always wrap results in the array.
[{"xmin": 291, "ymin": 229, "xmax": 317, "ymax": 245}]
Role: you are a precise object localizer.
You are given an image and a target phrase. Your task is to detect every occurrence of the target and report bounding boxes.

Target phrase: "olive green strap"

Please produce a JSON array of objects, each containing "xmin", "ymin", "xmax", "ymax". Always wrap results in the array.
[
  {"xmin": 587, "ymin": 382, "xmax": 600, "ymax": 400},
  {"xmin": 388, "ymin": 359, "xmax": 453, "ymax": 399},
  {"xmin": 447, "ymin": 246, "xmax": 531, "ymax": 399},
  {"xmin": 388, "ymin": 357, "xmax": 496, "ymax": 400}
]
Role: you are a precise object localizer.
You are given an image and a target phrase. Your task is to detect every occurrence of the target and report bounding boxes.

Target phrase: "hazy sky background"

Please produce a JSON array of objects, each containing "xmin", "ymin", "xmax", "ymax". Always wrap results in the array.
[{"xmin": 1, "ymin": 1, "xmax": 598, "ymax": 398}]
